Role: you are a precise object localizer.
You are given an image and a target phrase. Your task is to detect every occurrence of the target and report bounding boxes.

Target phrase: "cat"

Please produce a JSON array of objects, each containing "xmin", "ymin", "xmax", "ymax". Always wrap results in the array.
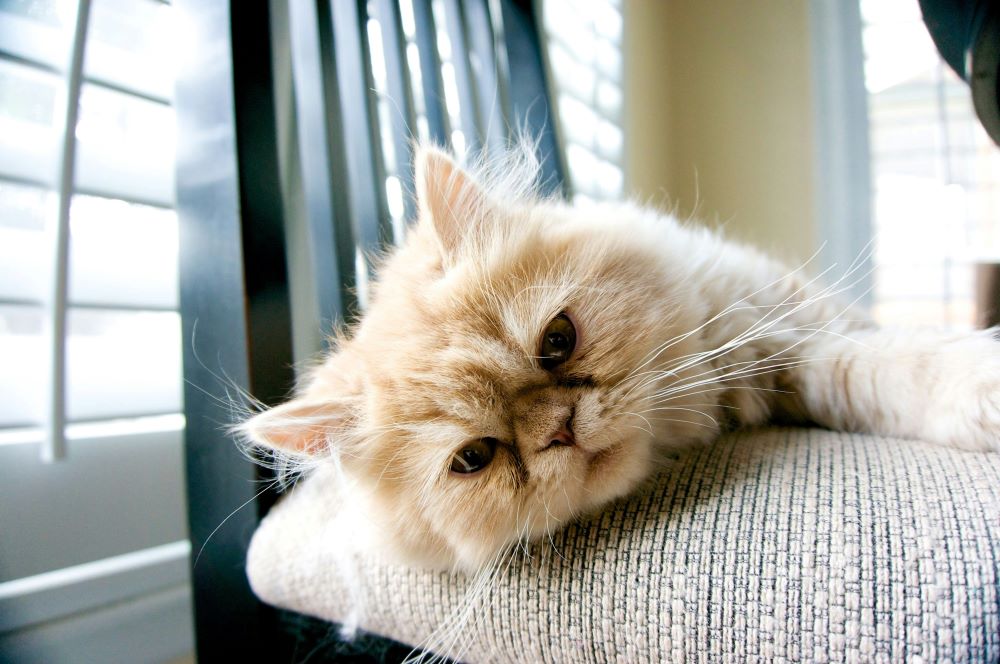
[{"xmin": 240, "ymin": 142, "xmax": 1000, "ymax": 573}]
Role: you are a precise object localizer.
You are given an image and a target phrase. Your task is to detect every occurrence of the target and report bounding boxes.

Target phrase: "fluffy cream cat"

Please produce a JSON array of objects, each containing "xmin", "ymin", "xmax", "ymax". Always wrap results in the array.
[{"xmin": 241, "ymin": 144, "xmax": 1000, "ymax": 572}]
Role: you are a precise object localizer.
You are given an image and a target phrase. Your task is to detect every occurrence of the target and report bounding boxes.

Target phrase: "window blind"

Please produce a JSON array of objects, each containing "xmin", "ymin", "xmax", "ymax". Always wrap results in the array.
[
  {"xmin": 0, "ymin": 0, "xmax": 191, "ymax": 658},
  {"xmin": 861, "ymin": 0, "xmax": 1000, "ymax": 328},
  {"xmin": 0, "ymin": 1, "xmax": 182, "ymax": 437},
  {"xmin": 542, "ymin": 0, "xmax": 624, "ymax": 203}
]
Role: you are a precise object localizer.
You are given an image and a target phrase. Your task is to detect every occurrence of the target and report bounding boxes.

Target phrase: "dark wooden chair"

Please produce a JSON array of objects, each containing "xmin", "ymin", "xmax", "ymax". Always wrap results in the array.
[{"xmin": 174, "ymin": 0, "xmax": 563, "ymax": 659}]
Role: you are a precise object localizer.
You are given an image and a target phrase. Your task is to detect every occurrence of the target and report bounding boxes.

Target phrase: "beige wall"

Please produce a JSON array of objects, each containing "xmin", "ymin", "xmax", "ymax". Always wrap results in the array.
[{"xmin": 624, "ymin": 0, "xmax": 818, "ymax": 263}]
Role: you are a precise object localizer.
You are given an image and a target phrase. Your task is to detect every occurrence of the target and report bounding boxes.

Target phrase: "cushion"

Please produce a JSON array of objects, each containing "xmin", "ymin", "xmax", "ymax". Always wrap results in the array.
[{"xmin": 246, "ymin": 427, "xmax": 1000, "ymax": 662}]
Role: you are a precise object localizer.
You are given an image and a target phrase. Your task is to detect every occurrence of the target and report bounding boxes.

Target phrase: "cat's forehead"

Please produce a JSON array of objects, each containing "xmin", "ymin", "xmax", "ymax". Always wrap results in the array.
[
  {"xmin": 408, "ymin": 324, "xmax": 539, "ymax": 409},
  {"xmin": 359, "ymin": 208, "xmax": 652, "ymax": 423}
]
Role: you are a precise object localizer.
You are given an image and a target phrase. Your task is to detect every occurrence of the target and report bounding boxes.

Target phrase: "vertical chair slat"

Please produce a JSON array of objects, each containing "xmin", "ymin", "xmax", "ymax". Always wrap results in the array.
[
  {"xmin": 464, "ymin": 0, "xmax": 507, "ymax": 153},
  {"xmin": 287, "ymin": 0, "xmax": 350, "ymax": 330},
  {"xmin": 329, "ymin": 0, "xmax": 391, "ymax": 254},
  {"xmin": 499, "ymin": 0, "xmax": 565, "ymax": 196},
  {"xmin": 442, "ymin": 0, "xmax": 483, "ymax": 155},
  {"xmin": 411, "ymin": 0, "xmax": 450, "ymax": 145},
  {"xmin": 376, "ymin": 0, "xmax": 418, "ymax": 223},
  {"xmin": 176, "ymin": 0, "xmax": 295, "ymax": 659}
]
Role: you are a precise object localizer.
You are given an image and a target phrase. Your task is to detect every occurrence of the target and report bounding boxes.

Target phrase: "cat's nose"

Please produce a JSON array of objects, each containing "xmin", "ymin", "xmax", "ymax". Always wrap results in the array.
[{"xmin": 544, "ymin": 415, "xmax": 575, "ymax": 450}]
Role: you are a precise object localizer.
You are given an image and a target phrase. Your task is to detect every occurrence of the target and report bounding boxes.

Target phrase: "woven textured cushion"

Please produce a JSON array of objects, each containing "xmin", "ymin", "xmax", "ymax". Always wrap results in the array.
[{"xmin": 247, "ymin": 427, "xmax": 1000, "ymax": 662}]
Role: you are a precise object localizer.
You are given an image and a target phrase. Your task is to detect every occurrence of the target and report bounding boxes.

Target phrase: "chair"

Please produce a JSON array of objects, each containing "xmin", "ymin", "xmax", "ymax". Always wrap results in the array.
[
  {"xmin": 177, "ymin": 1, "xmax": 1000, "ymax": 661},
  {"xmin": 174, "ymin": 0, "xmax": 561, "ymax": 659}
]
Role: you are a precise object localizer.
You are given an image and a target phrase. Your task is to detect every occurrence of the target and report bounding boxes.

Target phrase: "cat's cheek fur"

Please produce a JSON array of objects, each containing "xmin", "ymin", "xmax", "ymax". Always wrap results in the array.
[{"xmin": 581, "ymin": 435, "xmax": 656, "ymax": 512}]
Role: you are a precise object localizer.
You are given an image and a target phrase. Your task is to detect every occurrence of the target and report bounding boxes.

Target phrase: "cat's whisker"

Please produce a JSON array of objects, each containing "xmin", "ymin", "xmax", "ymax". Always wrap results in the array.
[
  {"xmin": 650, "ymin": 280, "xmax": 877, "ymax": 399},
  {"xmin": 447, "ymin": 533, "xmax": 525, "ymax": 660},
  {"xmin": 653, "ymin": 299, "xmax": 842, "ymax": 381},
  {"xmin": 629, "ymin": 417, "xmax": 718, "ymax": 432},
  {"xmin": 621, "ymin": 288, "xmax": 873, "ymax": 407},
  {"xmin": 657, "ymin": 353, "xmax": 814, "ymax": 390},
  {"xmin": 640, "ymin": 385, "xmax": 795, "ymax": 408},
  {"xmin": 408, "ymin": 539, "xmax": 514, "ymax": 663},
  {"xmin": 621, "ymin": 244, "xmax": 832, "ymax": 383},
  {"xmin": 540, "ymin": 495, "xmax": 568, "ymax": 562},
  {"xmin": 193, "ymin": 479, "xmax": 281, "ymax": 568},
  {"xmin": 627, "ymin": 250, "xmax": 874, "ymax": 393},
  {"xmin": 652, "ymin": 360, "xmax": 820, "ymax": 400},
  {"xmin": 633, "ymin": 313, "xmax": 848, "ymax": 385},
  {"xmin": 518, "ymin": 509, "xmax": 534, "ymax": 560},
  {"xmin": 631, "ymin": 405, "xmax": 720, "ymax": 427},
  {"xmin": 559, "ymin": 482, "xmax": 577, "ymax": 520},
  {"xmin": 652, "ymin": 355, "xmax": 838, "ymax": 401},
  {"xmin": 513, "ymin": 499, "xmax": 527, "ymax": 558},
  {"xmin": 623, "ymin": 419, "xmax": 656, "ymax": 437}
]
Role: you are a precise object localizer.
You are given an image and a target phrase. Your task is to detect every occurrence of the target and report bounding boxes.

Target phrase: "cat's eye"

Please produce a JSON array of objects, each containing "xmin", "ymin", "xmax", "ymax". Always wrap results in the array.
[
  {"xmin": 539, "ymin": 313, "xmax": 577, "ymax": 370},
  {"xmin": 450, "ymin": 438, "xmax": 498, "ymax": 475}
]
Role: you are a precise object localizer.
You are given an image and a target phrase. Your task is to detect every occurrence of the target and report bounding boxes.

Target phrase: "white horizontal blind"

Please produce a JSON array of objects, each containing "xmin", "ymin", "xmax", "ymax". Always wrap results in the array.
[
  {"xmin": 0, "ymin": 0, "xmax": 191, "ymax": 657},
  {"xmin": 0, "ymin": 0, "xmax": 182, "ymax": 431},
  {"xmin": 542, "ymin": 0, "xmax": 624, "ymax": 202},
  {"xmin": 861, "ymin": 0, "xmax": 1000, "ymax": 328}
]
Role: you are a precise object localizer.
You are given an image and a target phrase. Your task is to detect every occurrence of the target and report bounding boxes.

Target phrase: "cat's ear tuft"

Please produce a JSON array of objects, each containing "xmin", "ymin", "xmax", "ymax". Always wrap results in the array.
[
  {"xmin": 239, "ymin": 398, "xmax": 348, "ymax": 457},
  {"xmin": 415, "ymin": 146, "xmax": 487, "ymax": 257}
]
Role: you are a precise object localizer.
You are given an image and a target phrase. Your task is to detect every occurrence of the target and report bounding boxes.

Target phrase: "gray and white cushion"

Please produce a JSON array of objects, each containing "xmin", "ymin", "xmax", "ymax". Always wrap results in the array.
[{"xmin": 247, "ymin": 427, "xmax": 1000, "ymax": 662}]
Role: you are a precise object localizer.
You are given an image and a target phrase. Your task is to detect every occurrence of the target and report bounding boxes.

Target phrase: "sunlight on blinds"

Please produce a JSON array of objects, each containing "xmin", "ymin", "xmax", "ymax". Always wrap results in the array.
[
  {"xmin": 542, "ymin": 0, "xmax": 623, "ymax": 202},
  {"xmin": 0, "ymin": 2, "xmax": 190, "ymax": 648},
  {"xmin": 0, "ymin": 0, "xmax": 181, "ymax": 437},
  {"xmin": 862, "ymin": 0, "xmax": 1000, "ymax": 328}
]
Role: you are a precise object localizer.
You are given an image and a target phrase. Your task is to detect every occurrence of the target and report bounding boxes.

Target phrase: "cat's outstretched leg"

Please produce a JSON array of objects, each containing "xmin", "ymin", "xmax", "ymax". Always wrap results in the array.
[{"xmin": 780, "ymin": 327, "xmax": 1000, "ymax": 451}]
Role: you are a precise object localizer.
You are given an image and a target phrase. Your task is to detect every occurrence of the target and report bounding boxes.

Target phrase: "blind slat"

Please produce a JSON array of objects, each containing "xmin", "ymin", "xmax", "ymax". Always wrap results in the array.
[{"xmin": 0, "ymin": 306, "xmax": 183, "ymax": 427}]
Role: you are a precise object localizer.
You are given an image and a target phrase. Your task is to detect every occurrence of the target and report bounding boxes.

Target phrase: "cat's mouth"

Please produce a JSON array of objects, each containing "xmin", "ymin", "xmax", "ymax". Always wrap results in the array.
[{"xmin": 585, "ymin": 440, "xmax": 625, "ymax": 477}]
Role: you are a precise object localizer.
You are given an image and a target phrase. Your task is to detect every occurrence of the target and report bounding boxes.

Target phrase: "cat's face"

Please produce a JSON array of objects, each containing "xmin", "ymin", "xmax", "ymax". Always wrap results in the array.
[{"xmin": 244, "ymin": 147, "xmax": 712, "ymax": 570}]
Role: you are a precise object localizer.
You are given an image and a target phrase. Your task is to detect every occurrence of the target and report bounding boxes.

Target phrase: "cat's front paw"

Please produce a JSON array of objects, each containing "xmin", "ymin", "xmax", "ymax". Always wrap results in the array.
[{"xmin": 922, "ymin": 357, "xmax": 1000, "ymax": 452}]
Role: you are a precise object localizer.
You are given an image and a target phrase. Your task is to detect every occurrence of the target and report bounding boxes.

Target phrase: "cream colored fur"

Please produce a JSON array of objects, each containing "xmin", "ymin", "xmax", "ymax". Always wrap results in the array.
[{"xmin": 241, "ymin": 144, "xmax": 1000, "ymax": 573}]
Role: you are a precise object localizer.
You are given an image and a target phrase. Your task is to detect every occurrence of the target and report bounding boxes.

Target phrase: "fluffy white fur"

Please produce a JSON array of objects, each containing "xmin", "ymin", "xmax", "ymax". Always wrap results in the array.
[{"xmin": 241, "ymin": 143, "xmax": 1000, "ymax": 578}]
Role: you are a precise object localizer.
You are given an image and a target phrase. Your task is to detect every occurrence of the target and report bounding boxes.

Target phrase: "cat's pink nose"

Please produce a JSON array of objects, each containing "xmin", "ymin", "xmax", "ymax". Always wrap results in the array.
[{"xmin": 546, "ymin": 425, "xmax": 575, "ymax": 449}]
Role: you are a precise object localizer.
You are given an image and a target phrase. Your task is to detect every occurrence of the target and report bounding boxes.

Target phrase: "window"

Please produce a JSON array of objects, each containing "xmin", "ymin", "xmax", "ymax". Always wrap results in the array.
[
  {"xmin": 369, "ymin": 0, "xmax": 628, "ymax": 208},
  {"xmin": 542, "ymin": 0, "xmax": 624, "ymax": 202},
  {"xmin": 0, "ymin": 1, "xmax": 192, "ymax": 660},
  {"xmin": 861, "ymin": 0, "xmax": 1000, "ymax": 328}
]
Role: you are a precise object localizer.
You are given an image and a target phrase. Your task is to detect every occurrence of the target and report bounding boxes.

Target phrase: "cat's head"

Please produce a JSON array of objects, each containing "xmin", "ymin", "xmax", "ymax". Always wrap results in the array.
[{"xmin": 241, "ymin": 145, "xmax": 712, "ymax": 570}]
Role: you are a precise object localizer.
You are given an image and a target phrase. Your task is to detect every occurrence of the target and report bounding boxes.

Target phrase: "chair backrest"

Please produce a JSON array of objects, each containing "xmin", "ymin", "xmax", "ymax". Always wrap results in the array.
[{"xmin": 175, "ymin": 0, "xmax": 562, "ymax": 659}]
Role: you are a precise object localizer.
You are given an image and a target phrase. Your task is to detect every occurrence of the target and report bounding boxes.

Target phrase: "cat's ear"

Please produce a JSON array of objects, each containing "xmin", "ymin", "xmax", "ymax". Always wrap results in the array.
[
  {"xmin": 415, "ymin": 146, "xmax": 488, "ymax": 256},
  {"xmin": 238, "ymin": 352, "xmax": 364, "ymax": 457},
  {"xmin": 239, "ymin": 396, "xmax": 355, "ymax": 457}
]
